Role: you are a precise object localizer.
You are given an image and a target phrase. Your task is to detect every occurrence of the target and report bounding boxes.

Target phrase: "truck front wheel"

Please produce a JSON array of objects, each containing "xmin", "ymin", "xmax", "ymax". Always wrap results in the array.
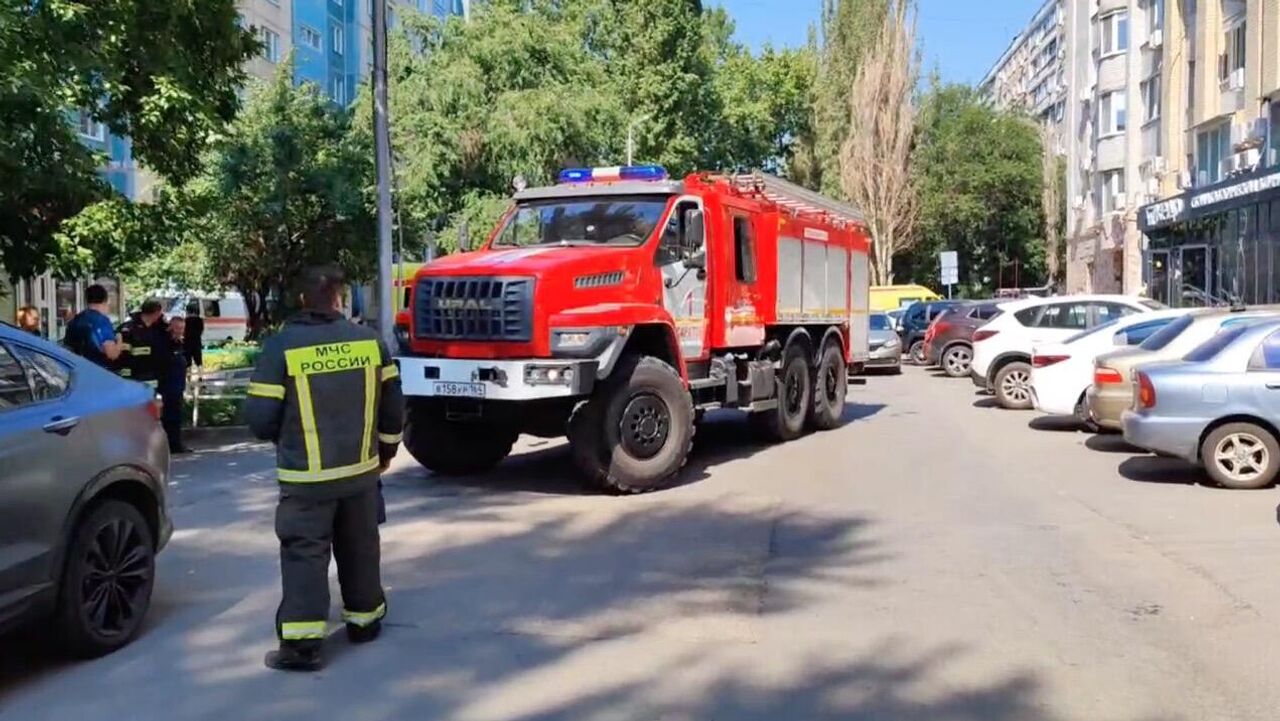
[
  {"xmin": 404, "ymin": 402, "xmax": 517, "ymax": 476},
  {"xmin": 568, "ymin": 355, "xmax": 695, "ymax": 494}
]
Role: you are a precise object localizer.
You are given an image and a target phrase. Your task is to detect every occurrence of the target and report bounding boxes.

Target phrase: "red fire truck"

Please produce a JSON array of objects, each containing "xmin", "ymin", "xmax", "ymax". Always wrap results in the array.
[{"xmin": 396, "ymin": 166, "xmax": 871, "ymax": 493}]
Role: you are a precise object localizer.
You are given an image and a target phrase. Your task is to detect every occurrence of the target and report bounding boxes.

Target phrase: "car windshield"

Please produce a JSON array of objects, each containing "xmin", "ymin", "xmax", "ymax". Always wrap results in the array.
[
  {"xmin": 492, "ymin": 196, "xmax": 670, "ymax": 248},
  {"xmin": 1183, "ymin": 324, "xmax": 1250, "ymax": 362},
  {"xmin": 1139, "ymin": 313, "xmax": 1195, "ymax": 351},
  {"xmin": 870, "ymin": 314, "xmax": 891, "ymax": 331},
  {"xmin": 1065, "ymin": 319, "xmax": 1120, "ymax": 344}
]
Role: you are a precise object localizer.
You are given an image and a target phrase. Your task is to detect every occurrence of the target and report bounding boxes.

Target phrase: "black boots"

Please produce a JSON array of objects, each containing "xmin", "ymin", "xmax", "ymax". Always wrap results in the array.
[
  {"xmin": 264, "ymin": 642, "xmax": 324, "ymax": 672},
  {"xmin": 346, "ymin": 620, "xmax": 382, "ymax": 644}
]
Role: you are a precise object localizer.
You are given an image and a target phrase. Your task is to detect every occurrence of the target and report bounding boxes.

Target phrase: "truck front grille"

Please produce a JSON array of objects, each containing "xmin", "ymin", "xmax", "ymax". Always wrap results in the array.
[{"xmin": 414, "ymin": 276, "xmax": 533, "ymax": 342}]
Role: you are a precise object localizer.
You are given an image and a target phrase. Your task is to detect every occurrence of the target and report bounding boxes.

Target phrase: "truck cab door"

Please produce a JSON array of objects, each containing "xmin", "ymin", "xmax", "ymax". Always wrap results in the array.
[{"xmin": 658, "ymin": 198, "xmax": 709, "ymax": 360}]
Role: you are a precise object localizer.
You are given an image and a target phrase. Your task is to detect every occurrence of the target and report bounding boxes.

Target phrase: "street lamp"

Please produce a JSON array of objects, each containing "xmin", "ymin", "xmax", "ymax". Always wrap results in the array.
[{"xmin": 372, "ymin": 0, "xmax": 394, "ymax": 347}]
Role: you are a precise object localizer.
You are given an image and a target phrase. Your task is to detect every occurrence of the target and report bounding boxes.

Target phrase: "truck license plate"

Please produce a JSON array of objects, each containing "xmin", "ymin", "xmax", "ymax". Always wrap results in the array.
[{"xmin": 432, "ymin": 381, "xmax": 486, "ymax": 398}]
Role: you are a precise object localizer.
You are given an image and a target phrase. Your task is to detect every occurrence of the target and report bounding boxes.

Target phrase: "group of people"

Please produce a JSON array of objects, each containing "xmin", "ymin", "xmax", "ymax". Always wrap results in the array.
[{"xmin": 61, "ymin": 285, "xmax": 205, "ymax": 454}]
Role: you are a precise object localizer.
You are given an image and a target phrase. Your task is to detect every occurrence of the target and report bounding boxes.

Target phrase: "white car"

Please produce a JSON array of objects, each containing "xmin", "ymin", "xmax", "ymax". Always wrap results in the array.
[
  {"xmin": 1029, "ymin": 309, "xmax": 1191, "ymax": 426},
  {"xmin": 970, "ymin": 294, "xmax": 1165, "ymax": 409}
]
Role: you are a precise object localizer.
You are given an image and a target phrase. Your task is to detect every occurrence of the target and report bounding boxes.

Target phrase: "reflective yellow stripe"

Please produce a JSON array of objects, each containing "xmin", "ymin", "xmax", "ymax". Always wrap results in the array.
[
  {"xmin": 293, "ymin": 375, "xmax": 321, "ymax": 473},
  {"xmin": 277, "ymin": 455, "xmax": 380, "ymax": 483},
  {"xmin": 362, "ymin": 365, "xmax": 376, "ymax": 461},
  {"xmin": 280, "ymin": 621, "xmax": 327, "ymax": 640},
  {"xmin": 341, "ymin": 602, "xmax": 386, "ymax": 627},
  {"xmin": 285, "ymin": 340, "xmax": 380, "ymax": 376},
  {"xmin": 378, "ymin": 432, "xmax": 403, "ymax": 445},
  {"xmin": 247, "ymin": 382, "xmax": 286, "ymax": 399},
  {"xmin": 380, "ymin": 364, "xmax": 399, "ymax": 381},
  {"xmin": 131, "ymin": 347, "xmax": 152, "ymax": 356}
]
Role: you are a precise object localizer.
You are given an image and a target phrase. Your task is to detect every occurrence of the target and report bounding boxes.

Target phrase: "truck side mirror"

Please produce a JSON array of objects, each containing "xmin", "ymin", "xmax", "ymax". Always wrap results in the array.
[{"xmin": 682, "ymin": 208, "xmax": 705, "ymax": 253}]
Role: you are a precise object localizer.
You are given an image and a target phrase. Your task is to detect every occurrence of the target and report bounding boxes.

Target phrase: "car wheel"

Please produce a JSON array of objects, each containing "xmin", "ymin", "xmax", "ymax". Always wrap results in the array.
[
  {"xmin": 908, "ymin": 341, "xmax": 926, "ymax": 365},
  {"xmin": 1201, "ymin": 423, "xmax": 1280, "ymax": 490},
  {"xmin": 994, "ymin": 362, "xmax": 1033, "ymax": 410},
  {"xmin": 55, "ymin": 500, "xmax": 156, "ymax": 657},
  {"xmin": 1074, "ymin": 394, "xmax": 1099, "ymax": 433},
  {"xmin": 941, "ymin": 345, "xmax": 972, "ymax": 378}
]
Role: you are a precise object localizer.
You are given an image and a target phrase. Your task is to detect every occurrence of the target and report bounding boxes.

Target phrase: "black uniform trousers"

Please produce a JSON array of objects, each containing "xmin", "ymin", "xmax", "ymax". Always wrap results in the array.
[{"xmin": 275, "ymin": 479, "xmax": 385, "ymax": 646}]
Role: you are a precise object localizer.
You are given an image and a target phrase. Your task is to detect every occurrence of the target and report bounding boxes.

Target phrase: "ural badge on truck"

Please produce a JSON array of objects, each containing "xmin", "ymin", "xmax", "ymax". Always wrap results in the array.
[{"xmin": 396, "ymin": 165, "xmax": 872, "ymax": 493}]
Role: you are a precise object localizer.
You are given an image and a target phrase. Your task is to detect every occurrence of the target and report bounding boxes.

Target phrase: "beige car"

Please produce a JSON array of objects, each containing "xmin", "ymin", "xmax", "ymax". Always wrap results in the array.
[{"xmin": 1088, "ymin": 309, "xmax": 1279, "ymax": 430}]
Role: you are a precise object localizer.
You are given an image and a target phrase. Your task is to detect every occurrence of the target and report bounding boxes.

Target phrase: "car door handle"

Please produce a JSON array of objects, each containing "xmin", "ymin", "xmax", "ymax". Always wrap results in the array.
[{"xmin": 42, "ymin": 416, "xmax": 80, "ymax": 435}]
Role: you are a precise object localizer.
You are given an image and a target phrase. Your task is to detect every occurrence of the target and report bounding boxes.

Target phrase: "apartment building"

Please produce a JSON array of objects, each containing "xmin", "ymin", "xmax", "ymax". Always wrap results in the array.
[
  {"xmin": 1135, "ymin": 0, "xmax": 1280, "ymax": 306},
  {"xmin": 978, "ymin": 0, "xmax": 1069, "ymax": 133}
]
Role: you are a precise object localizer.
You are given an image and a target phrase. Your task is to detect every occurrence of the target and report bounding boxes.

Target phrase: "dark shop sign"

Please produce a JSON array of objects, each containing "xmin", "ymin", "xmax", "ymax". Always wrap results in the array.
[{"xmin": 1139, "ymin": 168, "xmax": 1280, "ymax": 232}]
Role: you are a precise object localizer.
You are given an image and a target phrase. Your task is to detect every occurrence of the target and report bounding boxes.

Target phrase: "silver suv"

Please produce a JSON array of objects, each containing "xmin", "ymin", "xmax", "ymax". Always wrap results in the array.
[{"xmin": 0, "ymin": 324, "xmax": 171, "ymax": 656}]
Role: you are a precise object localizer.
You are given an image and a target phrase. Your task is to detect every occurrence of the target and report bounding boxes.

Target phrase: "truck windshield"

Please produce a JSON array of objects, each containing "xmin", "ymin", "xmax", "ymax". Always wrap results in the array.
[{"xmin": 492, "ymin": 196, "xmax": 671, "ymax": 248}]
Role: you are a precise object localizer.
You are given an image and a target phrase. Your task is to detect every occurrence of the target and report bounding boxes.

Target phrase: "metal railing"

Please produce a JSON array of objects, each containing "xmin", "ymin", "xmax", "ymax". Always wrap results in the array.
[{"xmin": 186, "ymin": 367, "xmax": 253, "ymax": 427}]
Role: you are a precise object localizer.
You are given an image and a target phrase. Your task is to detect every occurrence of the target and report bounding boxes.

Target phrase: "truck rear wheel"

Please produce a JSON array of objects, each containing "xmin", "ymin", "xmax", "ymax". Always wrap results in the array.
[
  {"xmin": 749, "ymin": 342, "xmax": 811, "ymax": 443},
  {"xmin": 810, "ymin": 342, "xmax": 847, "ymax": 431},
  {"xmin": 568, "ymin": 355, "xmax": 695, "ymax": 494},
  {"xmin": 404, "ymin": 402, "xmax": 517, "ymax": 476}
]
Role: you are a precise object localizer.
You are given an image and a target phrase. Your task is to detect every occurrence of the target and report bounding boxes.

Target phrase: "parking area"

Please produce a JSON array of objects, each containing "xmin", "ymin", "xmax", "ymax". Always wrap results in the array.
[{"xmin": 2, "ymin": 366, "xmax": 1279, "ymax": 721}]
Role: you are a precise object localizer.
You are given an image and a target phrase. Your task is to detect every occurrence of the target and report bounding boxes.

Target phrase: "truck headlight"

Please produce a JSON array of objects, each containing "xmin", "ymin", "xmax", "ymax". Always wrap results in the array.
[
  {"xmin": 550, "ymin": 327, "xmax": 622, "ymax": 357},
  {"xmin": 525, "ymin": 364, "xmax": 577, "ymax": 386},
  {"xmin": 394, "ymin": 323, "xmax": 411, "ymax": 353}
]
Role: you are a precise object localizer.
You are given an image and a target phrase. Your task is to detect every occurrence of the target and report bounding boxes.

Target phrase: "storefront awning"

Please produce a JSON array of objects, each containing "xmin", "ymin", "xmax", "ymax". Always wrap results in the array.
[{"xmin": 1138, "ymin": 167, "xmax": 1280, "ymax": 233}]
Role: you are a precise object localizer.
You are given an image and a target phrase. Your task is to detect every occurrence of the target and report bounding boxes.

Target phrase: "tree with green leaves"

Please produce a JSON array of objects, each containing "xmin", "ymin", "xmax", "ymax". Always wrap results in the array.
[
  {"xmin": 900, "ymin": 84, "xmax": 1046, "ymax": 295},
  {"xmin": 181, "ymin": 59, "xmax": 374, "ymax": 337},
  {"xmin": 0, "ymin": 0, "xmax": 258, "ymax": 278}
]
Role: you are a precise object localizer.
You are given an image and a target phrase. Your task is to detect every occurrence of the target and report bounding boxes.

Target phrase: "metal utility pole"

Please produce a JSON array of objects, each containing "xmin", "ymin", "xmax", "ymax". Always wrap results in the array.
[{"xmin": 372, "ymin": 0, "xmax": 395, "ymax": 347}]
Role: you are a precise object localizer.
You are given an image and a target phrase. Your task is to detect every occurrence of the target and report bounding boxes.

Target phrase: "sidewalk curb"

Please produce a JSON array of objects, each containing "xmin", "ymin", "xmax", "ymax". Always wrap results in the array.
[{"xmin": 187, "ymin": 425, "xmax": 255, "ymax": 449}]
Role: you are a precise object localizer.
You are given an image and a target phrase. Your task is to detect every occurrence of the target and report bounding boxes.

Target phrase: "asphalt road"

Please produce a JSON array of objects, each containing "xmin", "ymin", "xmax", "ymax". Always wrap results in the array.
[{"xmin": 2, "ymin": 366, "xmax": 1279, "ymax": 721}]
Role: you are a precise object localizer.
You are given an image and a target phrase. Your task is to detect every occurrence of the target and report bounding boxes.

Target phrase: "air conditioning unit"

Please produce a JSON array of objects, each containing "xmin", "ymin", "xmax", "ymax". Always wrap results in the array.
[
  {"xmin": 1150, "ymin": 156, "xmax": 1167, "ymax": 174},
  {"xmin": 1178, "ymin": 170, "xmax": 1193, "ymax": 189},
  {"xmin": 1149, "ymin": 29, "xmax": 1163, "ymax": 48},
  {"xmin": 1229, "ymin": 67, "xmax": 1246, "ymax": 90},
  {"xmin": 1145, "ymin": 177, "xmax": 1160, "ymax": 195},
  {"xmin": 1078, "ymin": 87, "xmax": 1093, "ymax": 103},
  {"xmin": 1242, "ymin": 148, "xmax": 1262, "ymax": 170}
]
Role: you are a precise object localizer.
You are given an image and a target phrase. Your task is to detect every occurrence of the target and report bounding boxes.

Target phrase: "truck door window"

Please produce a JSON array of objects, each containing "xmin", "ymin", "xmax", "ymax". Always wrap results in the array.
[{"xmin": 733, "ymin": 215, "xmax": 756, "ymax": 282}]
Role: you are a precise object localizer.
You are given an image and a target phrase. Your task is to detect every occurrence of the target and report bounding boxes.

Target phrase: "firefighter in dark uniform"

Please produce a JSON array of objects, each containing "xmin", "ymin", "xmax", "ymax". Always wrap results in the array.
[
  {"xmin": 245, "ymin": 265, "xmax": 404, "ymax": 672},
  {"xmin": 116, "ymin": 299, "xmax": 168, "ymax": 383}
]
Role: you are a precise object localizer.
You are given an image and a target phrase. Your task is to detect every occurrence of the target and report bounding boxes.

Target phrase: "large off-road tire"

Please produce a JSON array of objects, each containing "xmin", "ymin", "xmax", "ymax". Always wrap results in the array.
[
  {"xmin": 1200, "ymin": 422, "xmax": 1280, "ymax": 490},
  {"xmin": 749, "ymin": 342, "xmax": 812, "ymax": 443},
  {"xmin": 404, "ymin": 402, "xmax": 517, "ymax": 476},
  {"xmin": 56, "ymin": 500, "xmax": 156, "ymax": 658},
  {"xmin": 941, "ymin": 344, "xmax": 973, "ymax": 378},
  {"xmin": 810, "ymin": 342, "xmax": 848, "ymax": 431},
  {"xmin": 993, "ymin": 361, "xmax": 1034, "ymax": 410},
  {"xmin": 568, "ymin": 355, "xmax": 695, "ymax": 494}
]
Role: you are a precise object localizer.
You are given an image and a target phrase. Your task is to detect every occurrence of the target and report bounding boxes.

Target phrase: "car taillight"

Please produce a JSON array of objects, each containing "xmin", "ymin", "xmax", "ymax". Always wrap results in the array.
[
  {"xmin": 1094, "ymin": 367, "xmax": 1124, "ymax": 385},
  {"xmin": 973, "ymin": 329, "xmax": 999, "ymax": 343},
  {"xmin": 1032, "ymin": 354, "xmax": 1070, "ymax": 368},
  {"xmin": 1137, "ymin": 372, "xmax": 1157, "ymax": 409}
]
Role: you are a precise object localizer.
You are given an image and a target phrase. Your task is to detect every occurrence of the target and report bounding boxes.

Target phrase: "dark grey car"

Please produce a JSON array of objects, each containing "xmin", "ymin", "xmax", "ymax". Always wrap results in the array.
[{"xmin": 0, "ymin": 324, "xmax": 171, "ymax": 656}]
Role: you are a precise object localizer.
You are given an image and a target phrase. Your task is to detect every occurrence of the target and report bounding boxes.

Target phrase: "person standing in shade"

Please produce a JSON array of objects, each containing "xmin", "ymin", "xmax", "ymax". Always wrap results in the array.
[
  {"xmin": 159, "ymin": 316, "xmax": 191, "ymax": 454},
  {"xmin": 245, "ymin": 265, "xmax": 403, "ymax": 672},
  {"xmin": 64, "ymin": 285, "xmax": 124, "ymax": 369},
  {"xmin": 116, "ymin": 300, "xmax": 167, "ymax": 383},
  {"xmin": 184, "ymin": 301, "xmax": 204, "ymax": 369}
]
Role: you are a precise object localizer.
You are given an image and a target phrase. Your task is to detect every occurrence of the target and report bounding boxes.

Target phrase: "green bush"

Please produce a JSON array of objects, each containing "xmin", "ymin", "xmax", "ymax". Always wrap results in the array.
[
  {"xmin": 184, "ymin": 397, "xmax": 245, "ymax": 427},
  {"xmin": 202, "ymin": 345, "xmax": 261, "ymax": 372}
]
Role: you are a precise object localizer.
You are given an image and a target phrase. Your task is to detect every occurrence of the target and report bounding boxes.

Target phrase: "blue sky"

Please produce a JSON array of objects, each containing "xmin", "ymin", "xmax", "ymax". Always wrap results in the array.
[{"xmin": 710, "ymin": 0, "xmax": 1040, "ymax": 86}]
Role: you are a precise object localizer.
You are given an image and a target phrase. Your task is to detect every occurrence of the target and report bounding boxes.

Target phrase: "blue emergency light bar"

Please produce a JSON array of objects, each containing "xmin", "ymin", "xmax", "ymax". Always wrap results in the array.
[{"xmin": 557, "ymin": 165, "xmax": 669, "ymax": 184}]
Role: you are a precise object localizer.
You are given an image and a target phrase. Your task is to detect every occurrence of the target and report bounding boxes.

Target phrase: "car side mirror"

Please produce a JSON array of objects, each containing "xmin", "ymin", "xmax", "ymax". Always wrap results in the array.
[{"xmin": 682, "ymin": 208, "xmax": 705, "ymax": 254}]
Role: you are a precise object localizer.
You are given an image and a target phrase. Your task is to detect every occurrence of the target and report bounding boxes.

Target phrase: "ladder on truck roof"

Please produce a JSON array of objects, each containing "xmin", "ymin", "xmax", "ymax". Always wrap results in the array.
[{"xmin": 725, "ymin": 173, "xmax": 866, "ymax": 228}]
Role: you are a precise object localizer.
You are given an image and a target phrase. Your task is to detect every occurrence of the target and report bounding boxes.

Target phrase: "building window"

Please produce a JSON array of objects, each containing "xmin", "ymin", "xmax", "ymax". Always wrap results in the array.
[
  {"xmin": 1100, "ymin": 90, "xmax": 1127, "ymax": 135},
  {"xmin": 331, "ymin": 76, "xmax": 347, "ymax": 105},
  {"xmin": 1196, "ymin": 123, "xmax": 1231, "ymax": 183},
  {"xmin": 1141, "ymin": 75, "xmax": 1161, "ymax": 122},
  {"xmin": 300, "ymin": 25, "xmax": 322, "ymax": 51},
  {"xmin": 260, "ymin": 27, "xmax": 281, "ymax": 63},
  {"xmin": 1219, "ymin": 21, "xmax": 1246, "ymax": 85},
  {"xmin": 332, "ymin": 25, "xmax": 344, "ymax": 55},
  {"xmin": 1148, "ymin": 0, "xmax": 1164, "ymax": 33},
  {"xmin": 1102, "ymin": 170, "xmax": 1127, "ymax": 213},
  {"xmin": 76, "ymin": 109, "xmax": 106, "ymax": 142},
  {"xmin": 1100, "ymin": 12, "xmax": 1129, "ymax": 55},
  {"xmin": 732, "ymin": 216, "xmax": 757, "ymax": 282}
]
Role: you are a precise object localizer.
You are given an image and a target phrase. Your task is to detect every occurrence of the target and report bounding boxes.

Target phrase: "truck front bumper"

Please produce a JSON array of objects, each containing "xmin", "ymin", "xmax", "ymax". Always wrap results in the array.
[{"xmin": 396, "ymin": 357, "xmax": 597, "ymax": 401}]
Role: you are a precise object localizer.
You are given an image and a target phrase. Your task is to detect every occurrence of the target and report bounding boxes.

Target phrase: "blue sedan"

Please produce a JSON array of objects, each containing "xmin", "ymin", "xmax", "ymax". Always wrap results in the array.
[{"xmin": 1123, "ymin": 319, "xmax": 1280, "ymax": 489}]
